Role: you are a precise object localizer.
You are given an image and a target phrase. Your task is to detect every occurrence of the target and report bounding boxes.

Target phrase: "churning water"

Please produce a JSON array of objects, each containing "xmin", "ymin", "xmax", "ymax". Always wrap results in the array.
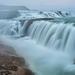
[{"xmin": 0, "ymin": 19, "xmax": 75, "ymax": 75}]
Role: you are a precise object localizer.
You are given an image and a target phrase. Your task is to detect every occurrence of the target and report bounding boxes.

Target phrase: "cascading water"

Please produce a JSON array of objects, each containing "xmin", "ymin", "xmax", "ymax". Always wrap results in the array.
[
  {"xmin": 0, "ymin": 20, "xmax": 22, "ymax": 36},
  {"xmin": 0, "ymin": 18, "xmax": 75, "ymax": 75},
  {"xmin": 27, "ymin": 21, "xmax": 75, "ymax": 55}
]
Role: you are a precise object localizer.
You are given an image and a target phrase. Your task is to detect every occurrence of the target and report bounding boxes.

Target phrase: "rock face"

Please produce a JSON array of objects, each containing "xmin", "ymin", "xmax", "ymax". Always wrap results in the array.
[{"xmin": 0, "ymin": 43, "xmax": 34, "ymax": 75}]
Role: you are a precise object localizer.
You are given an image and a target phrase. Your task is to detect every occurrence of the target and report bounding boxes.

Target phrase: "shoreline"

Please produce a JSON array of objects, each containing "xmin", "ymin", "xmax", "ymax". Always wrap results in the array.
[{"xmin": 0, "ymin": 43, "xmax": 34, "ymax": 75}]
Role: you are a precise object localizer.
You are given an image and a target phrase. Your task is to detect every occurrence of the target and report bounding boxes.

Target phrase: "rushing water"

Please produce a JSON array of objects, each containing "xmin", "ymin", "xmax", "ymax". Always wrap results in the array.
[{"xmin": 0, "ymin": 19, "xmax": 75, "ymax": 75}]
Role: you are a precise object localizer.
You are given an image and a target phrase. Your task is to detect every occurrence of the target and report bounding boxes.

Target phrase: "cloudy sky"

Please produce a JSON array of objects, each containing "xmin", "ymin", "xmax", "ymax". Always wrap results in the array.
[{"xmin": 0, "ymin": 0, "xmax": 75, "ymax": 10}]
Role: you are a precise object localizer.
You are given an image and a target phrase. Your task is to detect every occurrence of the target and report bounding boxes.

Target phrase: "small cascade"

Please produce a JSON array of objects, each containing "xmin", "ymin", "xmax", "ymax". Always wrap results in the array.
[
  {"xmin": 0, "ymin": 20, "xmax": 22, "ymax": 36},
  {"xmin": 0, "ymin": 20, "xmax": 30, "ymax": 37},
  {"xmin": 19, "ymin": 20, "xmax": 29, "ymax": 36}
]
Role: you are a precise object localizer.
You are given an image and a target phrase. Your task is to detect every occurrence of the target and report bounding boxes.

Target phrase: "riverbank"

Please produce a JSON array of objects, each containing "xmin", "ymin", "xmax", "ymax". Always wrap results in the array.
[{"xmin": 0, "ymin": 43, "xmax": 34, "ymax": 75}]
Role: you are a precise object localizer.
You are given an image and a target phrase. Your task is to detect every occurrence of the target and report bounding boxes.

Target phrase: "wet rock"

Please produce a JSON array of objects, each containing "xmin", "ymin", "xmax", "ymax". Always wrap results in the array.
[{"xmin": 0, "ymin": 43, "xmax": 34, "ymax": 75}]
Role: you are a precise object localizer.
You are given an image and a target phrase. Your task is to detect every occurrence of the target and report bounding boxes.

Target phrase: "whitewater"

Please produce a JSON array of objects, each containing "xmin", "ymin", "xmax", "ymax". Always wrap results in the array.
[{"xmin": 0, "ymin": 18, "xmax": 75, "ymax": 75}]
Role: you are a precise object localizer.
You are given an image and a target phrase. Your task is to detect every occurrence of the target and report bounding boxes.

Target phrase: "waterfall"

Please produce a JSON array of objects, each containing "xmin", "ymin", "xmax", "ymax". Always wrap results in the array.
[
  {"xmin": 0, "ymin": 19, "xmax": 75, "ymax": 75},
  {"xmin": 26, "ymin": 21, "xmax": 75, "ymax": 54}
]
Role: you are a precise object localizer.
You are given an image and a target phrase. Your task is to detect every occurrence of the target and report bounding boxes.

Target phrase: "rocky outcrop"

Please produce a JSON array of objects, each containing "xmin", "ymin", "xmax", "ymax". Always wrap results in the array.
[{"xmin": 0, "ymin": 43, "xmax": 34, "ymax": 75}]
